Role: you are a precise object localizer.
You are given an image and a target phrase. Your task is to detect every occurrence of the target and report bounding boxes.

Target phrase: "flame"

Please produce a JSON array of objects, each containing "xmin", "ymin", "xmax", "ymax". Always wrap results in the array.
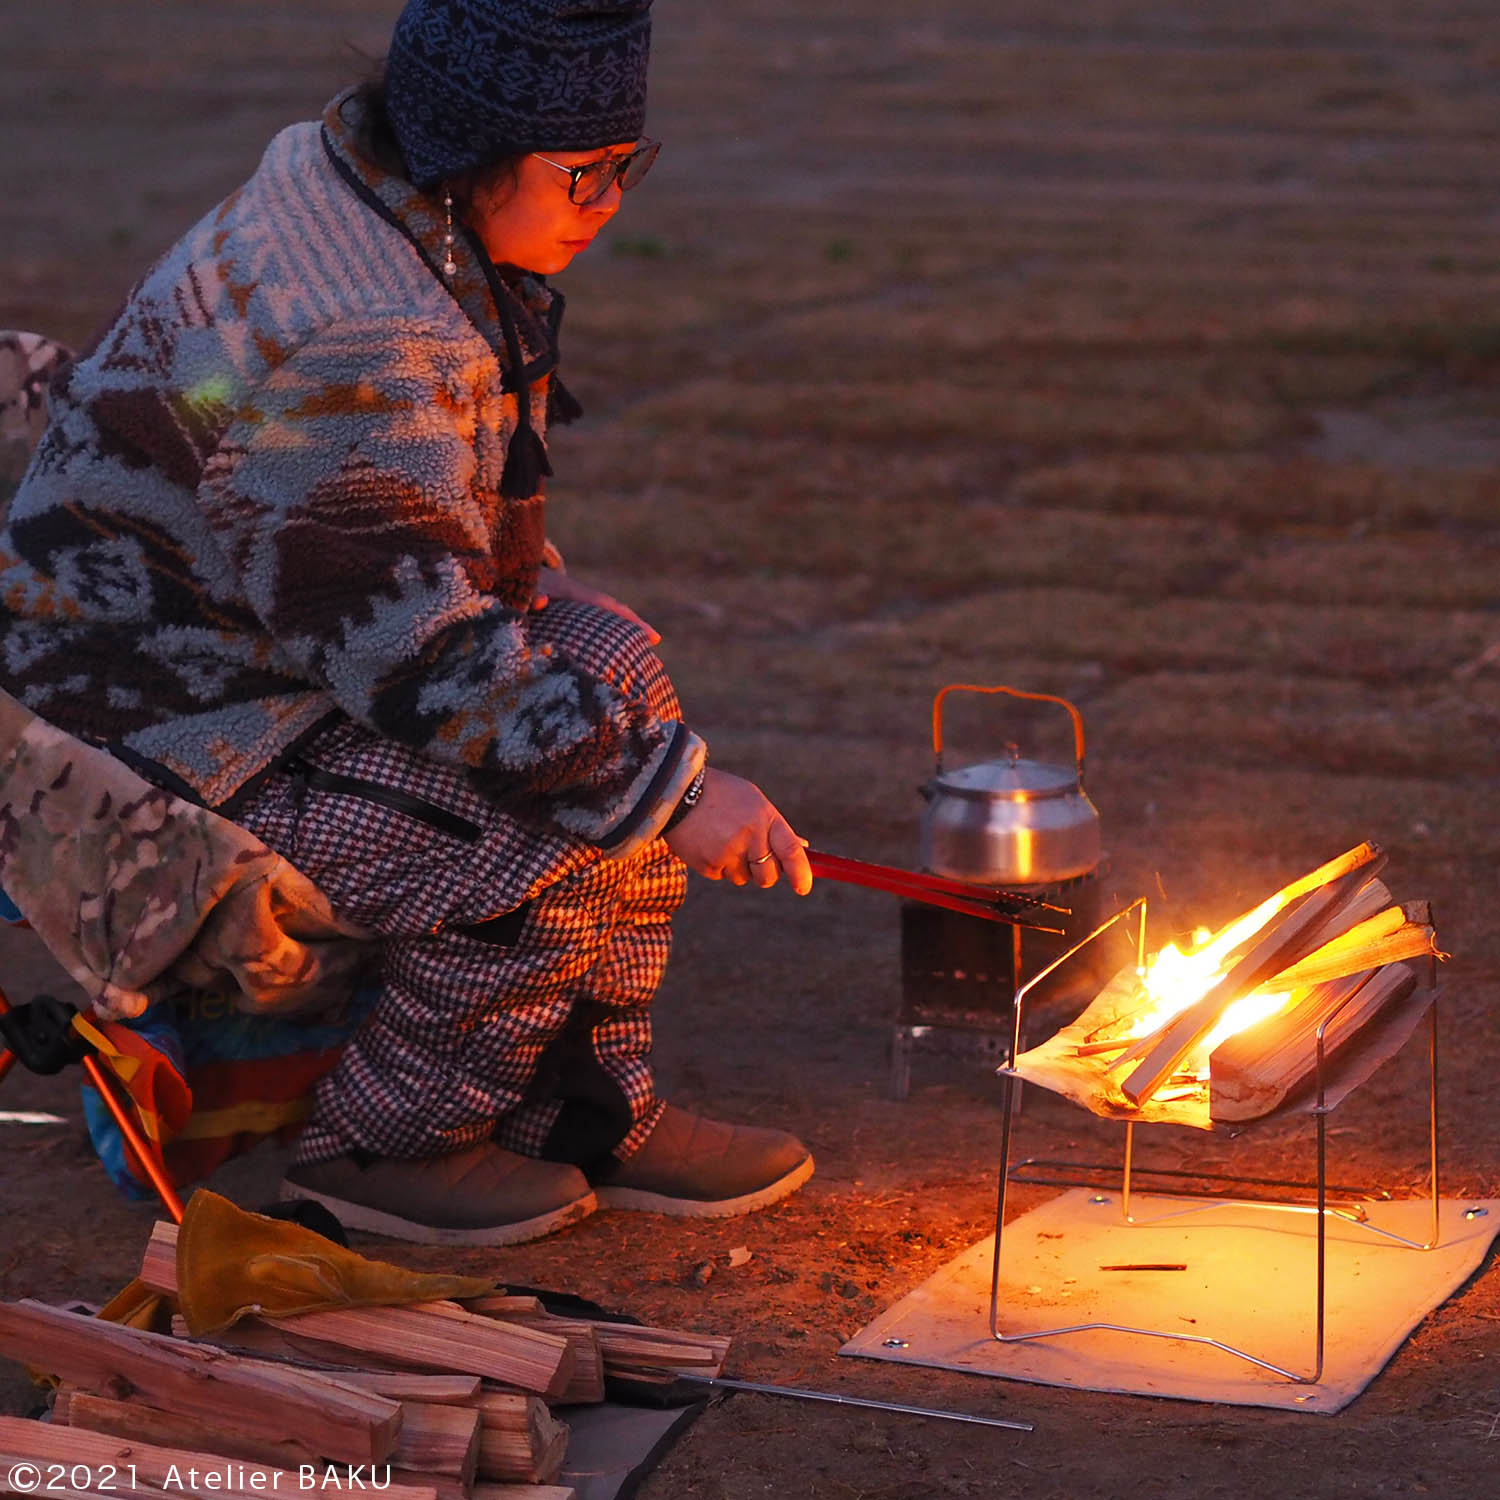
[
  {"xmin": 1098, "ymin": 890, "xmax": 1300, "ymax": 1088},
  {"xmin": 1191, "ymin": 986, "xmax": 1293, "ymax": 1074}
]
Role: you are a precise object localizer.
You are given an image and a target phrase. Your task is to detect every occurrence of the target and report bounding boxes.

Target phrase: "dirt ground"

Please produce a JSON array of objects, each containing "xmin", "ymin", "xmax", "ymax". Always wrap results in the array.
[{"xmin": 3, "ymin": 2, "xmax": 1500, "ymax": 1495}]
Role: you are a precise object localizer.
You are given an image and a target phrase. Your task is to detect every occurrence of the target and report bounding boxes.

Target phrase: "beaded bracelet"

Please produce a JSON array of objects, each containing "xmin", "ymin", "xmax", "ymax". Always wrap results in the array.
[{"xmin": 663, "ymin": 765, "xmax": 707, "ymax": 832}]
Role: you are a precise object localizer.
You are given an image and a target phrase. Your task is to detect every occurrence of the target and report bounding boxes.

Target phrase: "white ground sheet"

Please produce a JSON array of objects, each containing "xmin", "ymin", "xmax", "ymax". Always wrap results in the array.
[{"xmin": 842, "ymin": 1187, "xmax": 1500, "ymax": 1413}]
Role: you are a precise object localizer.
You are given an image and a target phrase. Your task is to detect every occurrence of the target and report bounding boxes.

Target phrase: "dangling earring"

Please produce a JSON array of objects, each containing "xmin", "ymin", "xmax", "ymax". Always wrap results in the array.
[{"xmin": 442, "ymin": 190, "xmax": 457, "ymax": 278}]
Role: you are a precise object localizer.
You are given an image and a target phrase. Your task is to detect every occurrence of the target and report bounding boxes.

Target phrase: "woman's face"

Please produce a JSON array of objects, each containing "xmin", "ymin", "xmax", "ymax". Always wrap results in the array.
[{"xmin": 464, "ymin": 142, "xmax": 636, "ymax": 274}]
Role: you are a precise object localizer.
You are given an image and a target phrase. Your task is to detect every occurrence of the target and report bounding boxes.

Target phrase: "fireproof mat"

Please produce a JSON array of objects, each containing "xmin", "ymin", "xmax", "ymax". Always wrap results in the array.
[
  {"xmin": 559, "ymin": 1401, "xmax": 706, "ymax": 1500},
  {"xmin": 841, "ymin": 1187, "xmax": 1500, "ymax": 1413}
]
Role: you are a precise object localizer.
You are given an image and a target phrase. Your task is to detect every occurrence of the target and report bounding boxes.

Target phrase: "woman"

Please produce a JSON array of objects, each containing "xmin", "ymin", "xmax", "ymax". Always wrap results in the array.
[{"xmin": 0, "ymin": 0, "xmax": 815, "ymax": 1244}]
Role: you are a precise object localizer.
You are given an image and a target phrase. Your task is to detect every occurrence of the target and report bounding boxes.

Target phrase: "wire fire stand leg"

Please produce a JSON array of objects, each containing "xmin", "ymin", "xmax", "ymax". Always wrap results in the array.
[{"xmin": 987, "ymin": 913, "xmax": 1442, "ymax": 1386}]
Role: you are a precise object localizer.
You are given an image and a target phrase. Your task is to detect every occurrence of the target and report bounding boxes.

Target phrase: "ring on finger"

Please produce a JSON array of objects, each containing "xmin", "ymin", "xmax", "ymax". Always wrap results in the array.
[{"xmin": 751, "ymin": 851, "xmax": 776, "ymax": 865}]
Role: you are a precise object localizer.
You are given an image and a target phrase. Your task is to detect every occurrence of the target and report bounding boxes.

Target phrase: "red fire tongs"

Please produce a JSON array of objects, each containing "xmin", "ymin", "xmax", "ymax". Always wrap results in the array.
[{"xmin": 806, "ymin": 849, "xmax": 1070, "ymax": 934}]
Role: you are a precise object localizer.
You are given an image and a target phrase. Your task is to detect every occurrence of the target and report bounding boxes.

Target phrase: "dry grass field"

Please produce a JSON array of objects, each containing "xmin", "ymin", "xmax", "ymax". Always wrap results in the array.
[{"xmin": 2, "ymin": 2, "xmax": 1498, "ymax": 1496}]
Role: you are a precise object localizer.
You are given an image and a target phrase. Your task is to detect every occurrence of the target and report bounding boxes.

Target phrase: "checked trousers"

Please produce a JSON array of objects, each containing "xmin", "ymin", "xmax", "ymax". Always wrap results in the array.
[{"xmin": 234, "ymin": 601, "xmax": 686, "ymax": 1174}]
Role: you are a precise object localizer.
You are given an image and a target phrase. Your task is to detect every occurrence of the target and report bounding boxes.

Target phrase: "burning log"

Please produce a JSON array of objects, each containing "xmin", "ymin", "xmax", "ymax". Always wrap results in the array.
[
  {"xmin": 1117, "ymin": 855, "xmax": 1382, "ymax": 1106},
  {"xmin": 1273, "ymin": 840, "xmax": 1386, "ymax": 903},
  {"xmin": 1292, "ymin": 874, "xmax": 1393, "ymax": 952},
  {"xmin": 1209, "ymin": 963, "xmax": 1420, "ymax": 1122},
  {"xmin": 1047, "ymin": 841, "xmax": 1442, "ymax": 1121},
  {"xmin": 1270, "ymin": 902, "xmax": 1438, "ymax": 991}
]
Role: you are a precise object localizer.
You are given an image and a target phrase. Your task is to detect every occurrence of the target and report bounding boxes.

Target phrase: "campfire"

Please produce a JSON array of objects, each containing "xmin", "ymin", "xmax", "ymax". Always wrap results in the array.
[{"xmin": 1013, "ymin": 842, "xmax": 1444, "ymax": 1127}]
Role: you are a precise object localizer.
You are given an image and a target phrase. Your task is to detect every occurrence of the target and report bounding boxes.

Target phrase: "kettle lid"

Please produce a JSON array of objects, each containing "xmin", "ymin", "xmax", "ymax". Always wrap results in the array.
[{"xmin": 933, "ymin": 755, "xmax": 1079, "ymax": 803}]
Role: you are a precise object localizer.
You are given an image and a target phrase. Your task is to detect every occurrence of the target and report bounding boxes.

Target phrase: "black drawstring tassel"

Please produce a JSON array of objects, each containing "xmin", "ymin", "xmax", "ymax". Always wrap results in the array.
[
  {"xmin": 494, "ymin": 282, "xmax": 556, "ymax": 500},
  {"xmin": 500, "ymin": 421, "xmax": 553, "ymax": 500},
  {"xmin": 548, "ymin": 375, "xmax": 584, "ymax": 426}
]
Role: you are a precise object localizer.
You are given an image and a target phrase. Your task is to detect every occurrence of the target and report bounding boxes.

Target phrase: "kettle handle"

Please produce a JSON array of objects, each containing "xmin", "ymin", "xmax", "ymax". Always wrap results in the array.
[{"xmin": 931, "ymin": 683, "xmax": 1087, "ymax": 788}]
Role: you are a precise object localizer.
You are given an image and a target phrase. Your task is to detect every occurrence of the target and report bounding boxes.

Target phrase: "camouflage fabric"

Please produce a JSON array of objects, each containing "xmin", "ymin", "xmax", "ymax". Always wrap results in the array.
[
  {"xmin": 0, "ymin": 331, "xmax": 72, "ymax": 503},
  {"xmin": 0, "ymin": 687, "xmax": 375, "ymax": 1021}
]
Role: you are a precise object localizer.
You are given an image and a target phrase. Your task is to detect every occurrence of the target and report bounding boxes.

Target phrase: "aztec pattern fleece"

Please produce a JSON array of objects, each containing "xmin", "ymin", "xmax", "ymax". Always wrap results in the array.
[
  {"xmin": 0, "ymin": 90, "xmax": 701, "ymax": 855},
  {"xmin": 236, "ymin": 600, "xmax": 683, "ymax": 1171},
  {"xmin": 0, "ymin": 331, "xmax": 71, "ymax": 501}
]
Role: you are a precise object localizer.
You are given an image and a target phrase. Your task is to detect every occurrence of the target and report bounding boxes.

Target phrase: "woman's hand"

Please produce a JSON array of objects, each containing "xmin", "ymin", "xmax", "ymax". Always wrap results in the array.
[
  {"xmin": 533, "ymin": 567, "xmax": 659, "ymax": 645},
  {"xmin": 663, "ymin": 768, "xmax": 814, "ymax": 895}
]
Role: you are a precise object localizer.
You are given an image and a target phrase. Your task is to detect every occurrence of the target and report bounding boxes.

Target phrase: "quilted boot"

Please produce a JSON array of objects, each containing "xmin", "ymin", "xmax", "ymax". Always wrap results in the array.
[
  {"xmin": 280, "ymin": 1142, "xmax": 596, "ymax": 1246},
  {"xmin": 592, "ymin": 1104, "xmax": 814, "ymax": 1216}
]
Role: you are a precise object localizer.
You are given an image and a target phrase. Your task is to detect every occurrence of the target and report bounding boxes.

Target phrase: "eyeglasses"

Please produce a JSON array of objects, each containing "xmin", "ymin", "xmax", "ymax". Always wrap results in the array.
[{"xmin": 532, "ymin": 139, "xmax": 661, "ymax": 206}]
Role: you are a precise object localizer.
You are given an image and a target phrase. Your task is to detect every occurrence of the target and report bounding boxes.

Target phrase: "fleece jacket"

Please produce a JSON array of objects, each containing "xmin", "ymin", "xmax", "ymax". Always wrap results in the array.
[{"xmin": 0, "ymin": 90, "xmax": 701, "ymax": 854}]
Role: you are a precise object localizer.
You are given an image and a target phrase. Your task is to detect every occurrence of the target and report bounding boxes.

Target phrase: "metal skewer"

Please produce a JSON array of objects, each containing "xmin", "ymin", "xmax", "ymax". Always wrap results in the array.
[{"xmin": 678, "ymin": 1374, "xmax": 1033, "ymax": 1431}]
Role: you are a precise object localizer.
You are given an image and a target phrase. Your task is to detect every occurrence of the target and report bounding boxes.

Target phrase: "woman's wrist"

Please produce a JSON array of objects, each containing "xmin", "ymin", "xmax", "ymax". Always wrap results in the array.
[{"xmin": 663, "ymin": 764, "xmax": 707, "ymax": 832}]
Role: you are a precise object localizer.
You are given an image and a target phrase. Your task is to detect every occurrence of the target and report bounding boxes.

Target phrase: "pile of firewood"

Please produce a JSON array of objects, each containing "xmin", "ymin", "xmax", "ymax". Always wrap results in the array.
[{"xmin": 0, "ymin": 1221, "xmax": 730, "ymax": 1500}]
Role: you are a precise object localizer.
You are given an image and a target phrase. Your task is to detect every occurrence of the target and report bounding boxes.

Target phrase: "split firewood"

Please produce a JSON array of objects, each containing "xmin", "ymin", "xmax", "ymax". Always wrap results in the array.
[
  {"xmin": 472, "ymin": 1319, "xmax": 603, "ymax": 1403},
  {"xmin": 388, "ymin": 1471, "xmax": 469, "ymax": 1500},
  {"xmin": 472, "ymin": 1391, "xmax": 569, "ymax": 1484},
  {"xmin": 445, "ymin": 1306, "xmax": 602, "ymax": 1404},
  {"xmin": 517, "ymin": 1334, "xmax": 602, "ymax": 1404},
  {"xmin": 301, "ymin": 1369, "xmax": 482, "ymax": 1405},
  {"xmin": 71, "ymin": 1353, "xmax": 482, "ymax": 1484},
  {"xmin": 50, "ymin": 1389, "xmax": 319, "ymax": 1470},
  {"xmin": 167, "ymin": 1314, "xmax": 480, "ymax": 1404},
  {"xmin": 1119, "ymin": 859, "xmax": 1381, "ymax": 1106},
  {"xmin": 66, "ymin": 1340, "xmax": 484, "ymax": 1500},
  {"xmin": 260, "ymin": 1304, "xmax": 573, "ymax": 1399},
  {"xmin": 592, "ymin": 1326, "xmax": 730, "ymax": 1371},
  {"xmin": 140, "ymin": 1227, "xmax": 571, "ymax": 1401},
  {"xmin": 138, "ymin": 1221, "xmax": 177, "ymax": 1295},
  {"xmin": 464, "ymin": 1295, "xmax": 546, "ymax": 1317},
  {"xmin": 462, "ymin": 1297, "xmax": 731, "ymax": 1381},
  {"xmin": 1270, "ymin": 902, "xmax": 1439, "ymax": 991},
  {"xmin": 0, "ymin": 1415, "xmax": 437, "ymax": 1500},
  {"xmin": 0, "ymin": 1301, "xmax": 401, "ymax": 1466},
  {"xmin": 1292, "ymin": 875, "xmax": 1392, "ymax": 953},
  {"xmin": 178, "ymin": 1311, "xmax": 432, "ymax": 1377},
  {"xmin": 390, "ymin": 1401, "xmax": 482, "ymax": 1485},
  {"xmin": 1209, "ymin": 964, "xmax": 1420, "ymax": 1122},
  {"xmin": 1276, "ymin": 841, "xmax": 1386, "ymax": 904}
]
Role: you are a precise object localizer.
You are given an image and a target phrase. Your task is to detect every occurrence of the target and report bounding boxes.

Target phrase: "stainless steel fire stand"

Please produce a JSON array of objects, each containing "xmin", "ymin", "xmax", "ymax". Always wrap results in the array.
[{"xmin": 985, "ymin": 899, "xmax": 1443, "ymax": 1386}]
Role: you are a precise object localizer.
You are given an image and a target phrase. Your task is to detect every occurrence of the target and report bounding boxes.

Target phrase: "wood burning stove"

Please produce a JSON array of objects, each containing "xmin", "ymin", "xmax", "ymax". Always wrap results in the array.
[
  {"xmin": 895, "ymin": 867, "xmax": 1103, "ymax": 1096},
  {"xmin": 893, "ymin": 683, "xmax": 1107, "ymax": 1097}
]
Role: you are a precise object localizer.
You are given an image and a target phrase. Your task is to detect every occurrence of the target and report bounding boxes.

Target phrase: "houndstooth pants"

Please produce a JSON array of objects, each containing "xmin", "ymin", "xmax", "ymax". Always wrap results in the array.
[{"xmin": 235, "ymin": 600, "xmax": 686, "ymax": 1173}]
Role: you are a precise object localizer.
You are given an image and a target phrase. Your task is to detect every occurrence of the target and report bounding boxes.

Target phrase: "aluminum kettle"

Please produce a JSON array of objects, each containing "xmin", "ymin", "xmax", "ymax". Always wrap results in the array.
[{"xmin": 918, "ymin": 684, "xmax": 1101, "ymax": 886}]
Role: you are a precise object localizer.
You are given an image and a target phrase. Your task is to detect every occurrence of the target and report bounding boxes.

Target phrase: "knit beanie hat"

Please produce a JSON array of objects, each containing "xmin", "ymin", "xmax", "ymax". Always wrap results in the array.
[{"xmin": 386, "ymin": 0, "xmax": 653, "ymax": 189}]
